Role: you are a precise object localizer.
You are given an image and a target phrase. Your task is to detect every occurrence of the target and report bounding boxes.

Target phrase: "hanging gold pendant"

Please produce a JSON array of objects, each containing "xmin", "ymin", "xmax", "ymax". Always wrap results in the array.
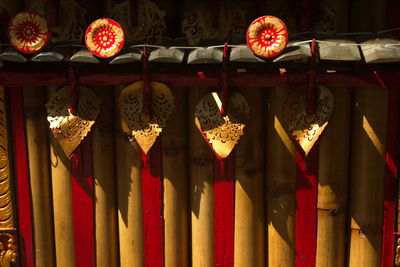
[
  {"xmin": 195, "ymin": 91, "xmax": 249, "ymax": 159},
  {"xmin": 282, "ymin": 85, "xmax": 334, "ymax": 155},
  {"xmin": 46, "ymin": 85, "xmax": 101, "ymax": 158},
  {"xmin": 119, "ymin": 81, "xmax": 174, "ymax": 154}
]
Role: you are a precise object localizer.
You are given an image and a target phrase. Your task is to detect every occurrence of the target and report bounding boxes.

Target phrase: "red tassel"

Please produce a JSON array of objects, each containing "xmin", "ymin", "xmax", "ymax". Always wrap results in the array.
[
  {"xmin": 142, "ymin": 46, "xmax": 152, "ymax": 116},
  {"xmin": 220, "ymin": 43, "xmax": 229, "ymax": 115},
  {"xmin": 67, "ymin": 63, "xmax": 79, "ymax": 115}
]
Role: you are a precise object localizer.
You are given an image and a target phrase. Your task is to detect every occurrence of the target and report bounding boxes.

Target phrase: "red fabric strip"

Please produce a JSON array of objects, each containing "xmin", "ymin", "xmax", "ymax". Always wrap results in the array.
[
  {"xmin": 380, "ymin": 88, "xmax": 400, "ymax": 267},
  {"xmin": 141, "ymin": 139, "xmax": 164, "ymax": 267},
  {"xmin": 214, "ymin": 155, "xmax": 235, "ymax": 267},
  {"xmin": 295, "ymin": 147, "xmax": 318, "ymax": 267},
  {"xmin": 9, "ymin": 87, "xmax": 34, "ymax": 267},
  {"xmin": 71, "ymin": 136, "xmax": 95, "ymax": 267}
]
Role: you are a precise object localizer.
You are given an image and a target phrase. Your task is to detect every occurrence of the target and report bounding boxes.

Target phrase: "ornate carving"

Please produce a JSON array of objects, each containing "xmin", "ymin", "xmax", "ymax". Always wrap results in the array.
[
  {"xmin": 119, "ymin": 81, "xmax": 174, "ymax": 154},
  {"xmin": 182, "ymin": 1, "xmax": 247, "ymax": 45},
  {"xmin": 29, "ymin": 0, "xmax": 87, "ymax": 42},
  {"xmin": 195, "ymin": 92, "xmax": 249, "ymax": 159},
  {"xmin": 109, "ymin": 0, "xmax": 166, "ymax": 42},
  {"xmin": 0, "ymin": 88, "xmax": 13, "ymax": 230},
  {"xmin": 282, "ymin": 86, "xmax": 334, "ymax": 155},
  {"xmin": 0, "ymin": 233, "xmax": 16, "ymax": 267},
  {"xmin": 46, "ymin": 86, "xmax": 101, "ymax": 157}
]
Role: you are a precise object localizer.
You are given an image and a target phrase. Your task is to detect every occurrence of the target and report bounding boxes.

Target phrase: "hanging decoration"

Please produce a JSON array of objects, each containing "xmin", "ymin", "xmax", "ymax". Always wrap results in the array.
[
  {"xmin": 109, "ymin": 0, "xmax": 166, "ymax": 42},
  {"xmin": 8, "ymin": 11, "xmax": 50, "ymax": 53},
  {"xmin": 246, "ymin": 15, "xmax": 288, "ymax": 58},
  {"xmin": 28, "ymin": 0, "xmax": 87, "ymax": 42},
  {"xmin": 119, "ymin": 81, "xmax": 174, "ymax": 154},
  {"xmin": 0, "ymin": 233, "xmax": 16, "ymax": 267},
  {"xmin": 182, "ymin": 1, "xmax": 247, "ymax": 45},
  {"xmin": 46, "ymin": 85, "xmax": 101, "ymax": 158},
  {"xmin": 85, "ymin": 18, "xmax": 125, "ymax": 58},
  {"xmin": 195, "ymin": 91, "xmax": 249, "ymax": 159},
  {"xmin": 282, "ymin": 85, "xmax": 334, "ymax": 155}
]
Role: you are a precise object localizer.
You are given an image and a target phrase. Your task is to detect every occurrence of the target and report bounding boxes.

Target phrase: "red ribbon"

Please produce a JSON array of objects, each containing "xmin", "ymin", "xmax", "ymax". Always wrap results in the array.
[
  {"xmin": 220, "ymin": 43, "xmax": 229, "ymax": 115},
  {"xmin": 49, "ymin": 0, "xmax": 59, "ymax": 26},
  {"xmin": 67, "ymin": 63, "xmax": 79, "ymax": 115},
  {"xmin": 142, "ymin": 46, "xmax": 152, "ymax": 116}
]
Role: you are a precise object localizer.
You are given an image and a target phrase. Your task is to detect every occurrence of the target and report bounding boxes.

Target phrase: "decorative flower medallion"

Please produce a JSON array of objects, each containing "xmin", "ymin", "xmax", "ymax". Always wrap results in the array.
[
  {"xmin": 8, "ymin": 11, "xmax": 50, "ymax": 53},
  {"xmin": 246, "ymin": 16, "xmax": 288, "ymax": 58},
  {"xmin": 85, "ymin": 18, "xmax": 124, "ymax": 58},
  {"xmin": 195, "ymin": 92, "xmax": 249, "ymax": 159}
]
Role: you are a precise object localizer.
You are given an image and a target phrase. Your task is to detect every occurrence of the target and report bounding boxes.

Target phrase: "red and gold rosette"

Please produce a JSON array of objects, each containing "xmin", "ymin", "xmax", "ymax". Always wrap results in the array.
[
  {"xmin": 8, "ymin": 11, "xmax": 50, "ymax": 54},
  {"xmin": 85, "ymin": 18, "xmax": 124, "ymax": 58},
  {"xmin": 246, "ymin": 16, "xmax": 288, "ymax": 58}
]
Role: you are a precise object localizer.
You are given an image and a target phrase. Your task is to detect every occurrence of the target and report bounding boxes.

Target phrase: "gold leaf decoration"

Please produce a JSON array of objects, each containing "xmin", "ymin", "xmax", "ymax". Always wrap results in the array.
[
  {"xmin": 119, "ymin": 81, "xmax": 174, "ymax": 154},
  {"xmin": 0, "ymin": 88, "xmax": 13, "ymax": 230},
  {"xmin": 182, "ymin": 1, "xmax": 247, "ymax": 45},
  {"xmin": 46, "ymin": 86, "xmax": 101, "ymax": 158},
  {"xmin": 195, "ymin": 92, "xmax": 249, "ymax": 158},
  {"xmin": 0, "ymin": 233, "xmax": 16, "ymax": 267},
  {"xmin": 282, "ymin": 85, "xmax": 334, "ymax": 155}
]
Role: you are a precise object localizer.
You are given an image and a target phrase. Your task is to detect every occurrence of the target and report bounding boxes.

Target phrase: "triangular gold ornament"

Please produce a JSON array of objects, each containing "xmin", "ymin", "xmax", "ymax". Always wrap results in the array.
[
  {"xmin": 46, "ymin": 85, "xmax": 101, "ymax": 158},
  {"xmin": 195, "ymin": 91, "xmax": 249, "ymax": 159},
  {"xmin": 282, "ymin": 85, "xmax": 334, "ymax": 155},
  {"xmin": 119, "ymin": 81, "xmax": 174, "ymax": 154}
]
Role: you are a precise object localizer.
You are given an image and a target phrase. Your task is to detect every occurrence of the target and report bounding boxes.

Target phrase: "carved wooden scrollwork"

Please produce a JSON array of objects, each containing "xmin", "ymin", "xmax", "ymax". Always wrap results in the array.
[
  {"xmin": 0, "ymin": 233, "xmax": 16, "ymax": 267},
  {"xmin": 119, "ymin": 81, "xmax": 174, "ymax": 154},
  {"xmin": 195, "ymin": 92, "xmax": 249, "ymax": 159},
  {"xmin": 282, "ymin": 85, "xmax": 334, "ymax": 155},
  {"xmin": 46, "ymin": 86, "xmax": 101, "ymax": 157}
]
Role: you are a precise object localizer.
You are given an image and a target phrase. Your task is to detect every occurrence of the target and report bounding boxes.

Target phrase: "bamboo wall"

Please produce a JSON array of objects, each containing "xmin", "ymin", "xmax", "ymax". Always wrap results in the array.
[{"xmin": 0, "ymin": 0, "xmax": 399, "ymax": 267}]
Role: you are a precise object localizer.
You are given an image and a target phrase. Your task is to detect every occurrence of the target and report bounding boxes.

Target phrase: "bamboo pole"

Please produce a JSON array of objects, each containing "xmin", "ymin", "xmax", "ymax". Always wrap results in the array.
[
  {"xmin": 92, "ymin": 86, "xmax": 118, "ymax": 267},
  {"xmin": 189, "ymin": 86, "xmax": 214, "ymax": 267},
  {"xmin": 48, "ymin": 86, "xmax": 75, "ymax": 267},
  {"xmin": 23, "ymin": 87, "xmax": 55, "ymax": 267},
  {"xmin": 266, "ymin": 86, "xmax": 296, "ymax": 267},
  {"xmin": 316, "ymin": 87, "xmax": 351, "ymax": 267},
  {"xmin": 234, "ymin": 87, "xmax": 265, "ymax": 267},
  {"xmin": 115, "ymin": 86, "xmax": 144, "ymax": 267},
  {"xmin": 163, "ymin": 86, "xmax": 188, "ymax": 267},
  {"xmin": 348, "ymin": 87, "xmax": 388, "ymax": 267}
]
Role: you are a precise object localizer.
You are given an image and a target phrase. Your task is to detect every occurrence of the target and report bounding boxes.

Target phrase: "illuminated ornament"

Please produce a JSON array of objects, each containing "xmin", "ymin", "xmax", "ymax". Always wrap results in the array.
[
  {"xmin": 195, "ymin": 92, "xmax": 249, "ymax": 159},
  {"xmin": 282, "ymin": 86, "xmax": 334, "ymax": 155},
  {"xmin": 85, "ymin": 18, "xmax": 124, "ymax": 58},
  {"xmin": 8, "ymin": 11, "xmax": 50, "ymax": 54},
  {"xmin": 46, "ymin": 86, "xmax": 101, "ymax": 158},
  {"xmin": 246, "ymin": 15, "xmax": 288, "ymax": 58},
  {"xmin": 119, "ymin": 81, "xmax": 174, "ymax": 154}
]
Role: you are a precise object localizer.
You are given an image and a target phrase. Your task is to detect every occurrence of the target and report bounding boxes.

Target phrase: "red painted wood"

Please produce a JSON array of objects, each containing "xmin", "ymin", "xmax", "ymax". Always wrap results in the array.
[
  {"xmin": 141, "ymin": 139, "xmax": 164, "ymax": 267},
  {"xmin": 214, "ymin": 155, "xmax": 235, "ymax": 267},
  {"xmin": 71, "ymin": 136, "xmax": 95, "ymax": 267},
  {"xmin": 9, "ymin": 87, "xmax": 34, "ymax": 267},
  {"xmin": 380, "ymin": 88, "xmax": 400, "ymax": 267},
  {"xmin": 295, "ymin": 147, "xmax": 318, "ymax": 267},
  {"xmin": 3, "ymin": 72, "xmax": 400, "ymax": 88}
]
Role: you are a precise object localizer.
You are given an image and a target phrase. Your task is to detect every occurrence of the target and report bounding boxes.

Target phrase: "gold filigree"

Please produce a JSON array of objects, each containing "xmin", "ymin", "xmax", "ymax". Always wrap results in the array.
[
  {"xmin": 0, "ymin": 88, "xmax": 13, "ymax": 230},
  {"xmin": 195, "ymin": 92, "xmax": 249, "ymax": 158},
  {"xmin": 29, "ymin": 0, "xmax": 87, "ymax": 42},
  {"xmin": 396, "ymin": 238, "xmax": 400, "ymax": 266},
  {"xmin": 46, "ymin": 86, "xmax": 101, "ymax": 158},
  {"xmin": 119, "ymin": 81, "xmax": 174, "ymax": 154},
  {"xmin": 109, "ymin": 0, "xmax": 166, "ymax": 42},
  {"xmin": 282, "ymin": 85, "xmax": 334, "ymax": 155},
  {"xmin": 182, "ymin": 1, "xmax": 247, "ymax": 45},
  {"xmin": 0, "ymin": 233, "xmax": 16, "ymax": 267}
]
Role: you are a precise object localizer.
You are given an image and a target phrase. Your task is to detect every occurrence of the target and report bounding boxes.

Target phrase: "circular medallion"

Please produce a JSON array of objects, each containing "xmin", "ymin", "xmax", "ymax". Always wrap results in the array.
[
  {"xmin": 8, "ymin": 11, "xmax": 50, "ymax": 54},
  {"xmin": 85, "ymin": 18, "xmax": 124, "ymax": 58},
  {"xmin": 246, "ymin": 16, "xmax": 288, "ymax": 58}
]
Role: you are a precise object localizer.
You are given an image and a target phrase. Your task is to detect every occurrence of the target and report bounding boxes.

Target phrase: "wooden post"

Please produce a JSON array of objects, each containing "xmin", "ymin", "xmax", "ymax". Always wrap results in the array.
[
  {"xmin": 92, "ymin": 86, "xmax": 118, "ymax": 267},
  {"xmin": 266, "ymin": 86, "xmax": 296, "ymax": 267},
  {"xmin": 163, "ymin": 86, "xmax": 188, "ymax": 267},
  {"xmin": 23, "ymin": 87, "xmax": 55, "ymax": 267},
  {"xmin": 48, "ymin": 86, "xmax": 76, "ymax": 267},
  {"xmin": 115, "ymin": 86, "xmax": 144, "ymax": 267},
  {"xmin": 316, "ymin": 87, "xmax": 351, "ymax": 267},
  {"xmin": 234, "ymin": 87, "xmax": 265, "ymax": 267},
  {"xmin": 189, "ymin": 86, "xmax": 214, "ymax": 267},
  {"xmin": 348, "ymin": 87, "xmax": 388, "ymax": 267}
]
